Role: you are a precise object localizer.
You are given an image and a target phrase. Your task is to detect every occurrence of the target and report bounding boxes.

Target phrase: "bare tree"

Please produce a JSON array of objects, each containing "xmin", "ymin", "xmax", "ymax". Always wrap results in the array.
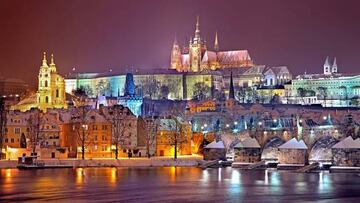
[
  {"xmin": 165, "ymin": 110, "xmax": 190, "ymax": 160},
  {"xmin": 0, "ymin": 98, "xmax": 6, "ymax": 160},
  {"xmin": 72, "ymin": 106, "xmax": 92, "ymax": 160},
  {"xmin": 142, "ymin": 77, "xmax": 160, "ymax": 99},
  {"xmin": 144, "ymin": 118, "xmax": 158, "ymax": 159},
  {"xmin": 297, "ymin": 88, "xmax": 306, "ymax": 104},
  {"xmin": 193, "ymin": 82, "xmax": 211, "ymax": 100},
  {"xmin": 160, "ymin": 85, "xmax": 170, "ymax": 99},
  {"xmin": 27, "ymin": 110, "xmax": 43, "ymax": 156},
  {"xmin": 317, "ymin": 87, "xmax": 328, "ymax": 107},
  {"xmin": 107, "ymin": 105, "xmax": 128, "ymax": 159}
]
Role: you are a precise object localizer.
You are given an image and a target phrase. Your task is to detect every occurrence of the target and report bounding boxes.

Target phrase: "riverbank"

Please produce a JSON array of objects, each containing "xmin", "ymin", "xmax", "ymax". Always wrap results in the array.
[{"xmin": 0, "ymin": 156, "xmax": 202, "ymax": 169}]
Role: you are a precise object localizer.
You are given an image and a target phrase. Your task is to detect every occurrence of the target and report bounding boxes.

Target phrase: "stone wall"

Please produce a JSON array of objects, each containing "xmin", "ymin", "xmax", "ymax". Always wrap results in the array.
[
  {"xmin": 234, "ymin": 148, "xmax": 261, "ymax": 163},
  {"xmin": 332, "ymin": 149, "xmax": 360, "ymax": 167},
  {"xmin": 278, "ymin": 149, "xmax": 307, "ymax": 165}
]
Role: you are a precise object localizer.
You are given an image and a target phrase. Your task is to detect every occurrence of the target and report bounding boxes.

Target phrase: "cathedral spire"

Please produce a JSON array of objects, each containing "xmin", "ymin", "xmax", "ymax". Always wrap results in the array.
[
  {"xmin": 214, "ymin": 31, "xmax": 219, "ymax": 51},
  {"xmin": 194, "ymin": 16, "xmax": 201, "ymax": 43},
  {"xmin": 42, "ymin": 52, "xmax": 48, "ymax": 67}
]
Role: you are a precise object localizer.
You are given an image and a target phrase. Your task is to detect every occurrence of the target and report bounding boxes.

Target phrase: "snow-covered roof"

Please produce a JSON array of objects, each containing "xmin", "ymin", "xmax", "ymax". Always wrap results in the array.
[
  {"xmin": 234, "ymin": 138, "xmax": 260, "ymax": 148},
  {"xmin": 332, "ymin": 136, "xmax": 360, "ymax": 149},
  {"xmin": 279, "ymin": 138, "xmax": 308, "ymax": 149},
  {"xmin": 205, "ymin": 141, "xmax": 225, "ymax": 149}
]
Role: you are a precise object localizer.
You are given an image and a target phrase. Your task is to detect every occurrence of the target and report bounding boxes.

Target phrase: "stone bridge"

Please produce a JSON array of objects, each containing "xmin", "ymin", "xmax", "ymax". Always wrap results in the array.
[{"xmin": 253, "ymin": 127, "xmax": 344, "ymax": 162}]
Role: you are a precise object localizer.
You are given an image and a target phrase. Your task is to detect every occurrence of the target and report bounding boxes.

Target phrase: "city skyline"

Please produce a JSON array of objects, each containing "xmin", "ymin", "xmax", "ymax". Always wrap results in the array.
[{"xmin": 2, "ymin": 0, "xmax": 360, "ymax": 86}]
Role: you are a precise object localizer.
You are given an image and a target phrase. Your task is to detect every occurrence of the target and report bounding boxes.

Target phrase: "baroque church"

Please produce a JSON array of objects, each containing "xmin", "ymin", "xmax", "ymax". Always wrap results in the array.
[
  {"xmin": 170, "ymin": 17, "xmax": 253, "ymax": 72},
  {"xmin": 11, "ymin": 52, "xmax": 67, "ymax": 112}
]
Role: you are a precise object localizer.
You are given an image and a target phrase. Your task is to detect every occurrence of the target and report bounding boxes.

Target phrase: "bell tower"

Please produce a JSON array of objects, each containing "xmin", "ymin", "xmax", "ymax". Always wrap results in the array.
[{"xmin": 38, "ymin": 52, "xmax": 52, "ymax": 109}]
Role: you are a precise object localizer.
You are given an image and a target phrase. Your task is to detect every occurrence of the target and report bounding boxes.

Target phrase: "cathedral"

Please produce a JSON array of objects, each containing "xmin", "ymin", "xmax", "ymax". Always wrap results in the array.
[
  {"xmin": 11, "ymin": 52, "xmax": 67, "ymax": 112},
  {"xmin": 170, "ymin": 17, "xmax": 254, "ymax": 72}
]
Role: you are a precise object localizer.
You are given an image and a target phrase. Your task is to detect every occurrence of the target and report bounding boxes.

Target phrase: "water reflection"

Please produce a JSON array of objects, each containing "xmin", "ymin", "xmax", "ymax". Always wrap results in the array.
[{"xmin": 0, "ymin": 168, "xmax": 359, "ymax": 202}]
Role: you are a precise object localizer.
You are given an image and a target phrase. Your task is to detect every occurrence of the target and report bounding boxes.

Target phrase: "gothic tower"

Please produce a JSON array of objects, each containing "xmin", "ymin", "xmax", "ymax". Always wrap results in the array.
[
  {"xmin": 189, "ymin": 16, "xmax": 206, "ymax": 72},
  {"xmin": 323, "ymin": 56, "xmax": 331, "ymax": 75},
  {"xmin": 170, "ymin": 37, "xmax": 182, "ymax": 71},
  {"xmin": 331, "ymin": 57, "xmax": 338, "ymax": 73}
]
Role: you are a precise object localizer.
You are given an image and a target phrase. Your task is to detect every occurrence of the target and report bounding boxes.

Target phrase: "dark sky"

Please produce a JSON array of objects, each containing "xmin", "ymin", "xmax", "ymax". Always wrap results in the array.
[{"xmin": 1, "ymin": 0, "xmax": 360, "ymax": 87}]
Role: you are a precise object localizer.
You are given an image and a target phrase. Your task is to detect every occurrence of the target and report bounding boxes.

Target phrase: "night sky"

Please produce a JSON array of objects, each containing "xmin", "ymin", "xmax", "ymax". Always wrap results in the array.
[{"xmin": 1, "ymin": 0, "xmax": 360, "ymax": 87}]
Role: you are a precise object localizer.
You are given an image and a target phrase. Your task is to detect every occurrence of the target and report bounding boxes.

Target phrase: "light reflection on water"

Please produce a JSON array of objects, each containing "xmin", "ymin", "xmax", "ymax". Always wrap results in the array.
[{"xmin": 0, "ymin": 167, "xmax": 359, "ymax": 202}]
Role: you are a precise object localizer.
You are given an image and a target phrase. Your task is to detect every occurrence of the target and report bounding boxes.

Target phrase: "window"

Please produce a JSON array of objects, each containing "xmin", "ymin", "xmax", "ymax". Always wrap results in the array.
[
  {"xmin": 14, "ymin": 128, "xmax": 20, "ymax": 134},
  {"xmin": 45, "ymin": 96, "xmax": 49, "ymax": 103},
  {"xmin": 5, "ymin": 138, "xmax": 8, "ymax": 143},
  {"xmin": 93, "ymin": 125, "xmax": 97, "ymax": 130},
  {"xmin": 56, "ymin": 89, "xmax": 59, "ymax": 98},
  {"xmin": 11, "ymin": 138, "xmax": 14, "ymax": 143},
  {"xmin": 102, "ymin": 125, "xmax": 107, "ymax": 130},
  {"xmin": 45, "ymin": 80, "xmax": 48, "ymax": 87}
]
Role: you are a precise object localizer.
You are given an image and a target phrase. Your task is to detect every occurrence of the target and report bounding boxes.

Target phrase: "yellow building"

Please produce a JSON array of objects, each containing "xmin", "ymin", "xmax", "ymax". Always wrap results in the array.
[
  {"xmin": 156, "ymin": 118, "xmax": 192, "ymax": 156},
  {"xmin": 11, "ymin": 52, "xmax": 67, "ymax": 112},
  {"xmin": 61, "ymin": 109, "xmax": 113, "ymax": 159}
]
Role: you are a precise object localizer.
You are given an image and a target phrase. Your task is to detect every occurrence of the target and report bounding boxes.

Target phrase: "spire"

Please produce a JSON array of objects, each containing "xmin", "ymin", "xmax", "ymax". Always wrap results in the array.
[
  {"xmin": 42, "ymin": 52, "xmax": 48, "ymax": 67},
  {"xmin": 50, "ymin": 54, "xmax": 55, "ymax": 66},
  {"xmin": 229, "ymin": 71, "xmax": 235, "ymax": 99},
  {"xmin": 194, "ymin": 16, "xmax": 201, "ymax": 43},
  {"xmin": 332, "ymin": 57, "xmax": 338, "ymax": 73},
  {"xmin": 214, "ymin": 32, "xmax": 219, "ymax": 51},
  {"xmin": 324, "ymin": 56, "xmax": 330, "ymax": 66},
  {"xmin": 323, "ymin": 56, "xmax": 331, "ymax": 75}
]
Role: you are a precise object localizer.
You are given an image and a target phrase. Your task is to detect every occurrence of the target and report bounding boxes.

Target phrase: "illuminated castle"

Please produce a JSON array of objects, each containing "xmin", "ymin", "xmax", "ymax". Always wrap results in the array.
[
  {"xmin": 11, "ymin": 52, "xmax": 67, "ymax": 112},
  {"xmin": 170, "ymin": 17, "xmax": 253, "ymax": 72}
]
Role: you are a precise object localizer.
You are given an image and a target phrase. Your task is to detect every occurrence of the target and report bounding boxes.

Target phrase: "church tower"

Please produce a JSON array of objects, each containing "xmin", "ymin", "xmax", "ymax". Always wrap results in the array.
[
  {"xmin": 189, "ymin": 16, "xmax": 206, "ymax": 72},
  {"xmin": 37, "ymin": 52, "xmax": 67, "ymax": 112},
  {"xmin": 323, "ymin": 56, "xmax": 331, "ymax": 75},
  {"xmin": 170, "ymin": 37, "xmax": 183, "ymax": 71},
  {"xmin": 38, "ymin": 52, "xmax": 52, "ymax": 109},
  {"xmin": 331, "ymin": 57, "xmax": 338, "ymax": 73}
]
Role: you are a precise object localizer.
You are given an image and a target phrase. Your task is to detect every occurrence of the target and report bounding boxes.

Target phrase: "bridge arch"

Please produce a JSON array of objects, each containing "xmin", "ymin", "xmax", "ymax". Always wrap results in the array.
[
  {"xmin": 261, "ymin": 136, "xmax": 286, "ymax": 160},
  {"xmin": 308, "ymin": 135, "xmax": 338, "ymax": 164}
]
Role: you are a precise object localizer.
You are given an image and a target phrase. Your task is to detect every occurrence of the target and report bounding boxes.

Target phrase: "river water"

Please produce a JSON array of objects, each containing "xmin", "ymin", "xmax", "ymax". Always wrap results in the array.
[{"xmin": 1, "ymin": 167, "xmax": 360, "ymax": 202}]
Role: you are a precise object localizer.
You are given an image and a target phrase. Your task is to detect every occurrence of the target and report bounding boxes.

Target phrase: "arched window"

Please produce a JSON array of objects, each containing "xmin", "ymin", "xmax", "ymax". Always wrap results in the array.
[
  {"xmin": 56, "ymin": 89, "xmax": 59, "ymax": 97},
  {"xmin": 45, "ymin": 80, "xmax": 48, "ymax": 87},
  {"xmin": 45, "ymin": 96, "xmax": 49, "ymax": 103}
]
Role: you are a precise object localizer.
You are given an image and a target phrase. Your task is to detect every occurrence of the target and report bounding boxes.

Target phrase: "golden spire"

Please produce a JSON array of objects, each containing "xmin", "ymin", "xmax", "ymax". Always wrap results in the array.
[
  {"xmin": 194, "ymin": 16, "xmax": 201, "ymax": 43},
  {"xmin": 42, "ymin": 52, "xmax": 48, "ymax": 67},
  {"xmin": 50, "ymin": 53, "xmax": 55, "ymax": 66},
  {"xmin": 214, "ymin": 31, "xmax": 219, "ymax": 51}
]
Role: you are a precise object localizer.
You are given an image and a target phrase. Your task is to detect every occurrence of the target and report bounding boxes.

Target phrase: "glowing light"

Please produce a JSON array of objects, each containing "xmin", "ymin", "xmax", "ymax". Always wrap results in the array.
[
  {"xmin": 204, "ymin": 124, "xmax": 207, "ymax": 127},
  {"xmin": 323, "ymin": 116, "xmax": 327, "ymax": 120},
  {"xmin": 226, "ymin": 124, "xmax": 230, "ymax": 128},
  {"xmin": 258, "ymin": 122, "xmax": 262, "ymax": 126},
  {"xmin": 234, "ymin": 121, "xmax": 238, "ymax": 125},
  {"xmin": 264, "ymin": 169, "xmax": 269, "ymax": 185},
  {"xmin": 231, "ymin": 169, "xmax": 241, "ymax": 184}
]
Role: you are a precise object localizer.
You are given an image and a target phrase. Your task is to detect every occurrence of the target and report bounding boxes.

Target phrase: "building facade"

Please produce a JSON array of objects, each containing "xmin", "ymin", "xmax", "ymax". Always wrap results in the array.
[
  {"xmin": 170, "ymin": 17, "xmax": 253, "ymax": 72},
  {"xmin": 11, "ymin": 53, "xmax": 68, "ymax": 112},
  {"xmin": 288, "ymin": 57, "xmax": 360, "ymax": 107}
]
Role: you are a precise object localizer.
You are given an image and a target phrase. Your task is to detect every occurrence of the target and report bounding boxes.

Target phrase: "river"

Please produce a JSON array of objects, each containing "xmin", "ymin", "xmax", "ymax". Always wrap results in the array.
[{"xmin": 1, "ymin": 167, "xmax": 360, "ymax": 202}]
